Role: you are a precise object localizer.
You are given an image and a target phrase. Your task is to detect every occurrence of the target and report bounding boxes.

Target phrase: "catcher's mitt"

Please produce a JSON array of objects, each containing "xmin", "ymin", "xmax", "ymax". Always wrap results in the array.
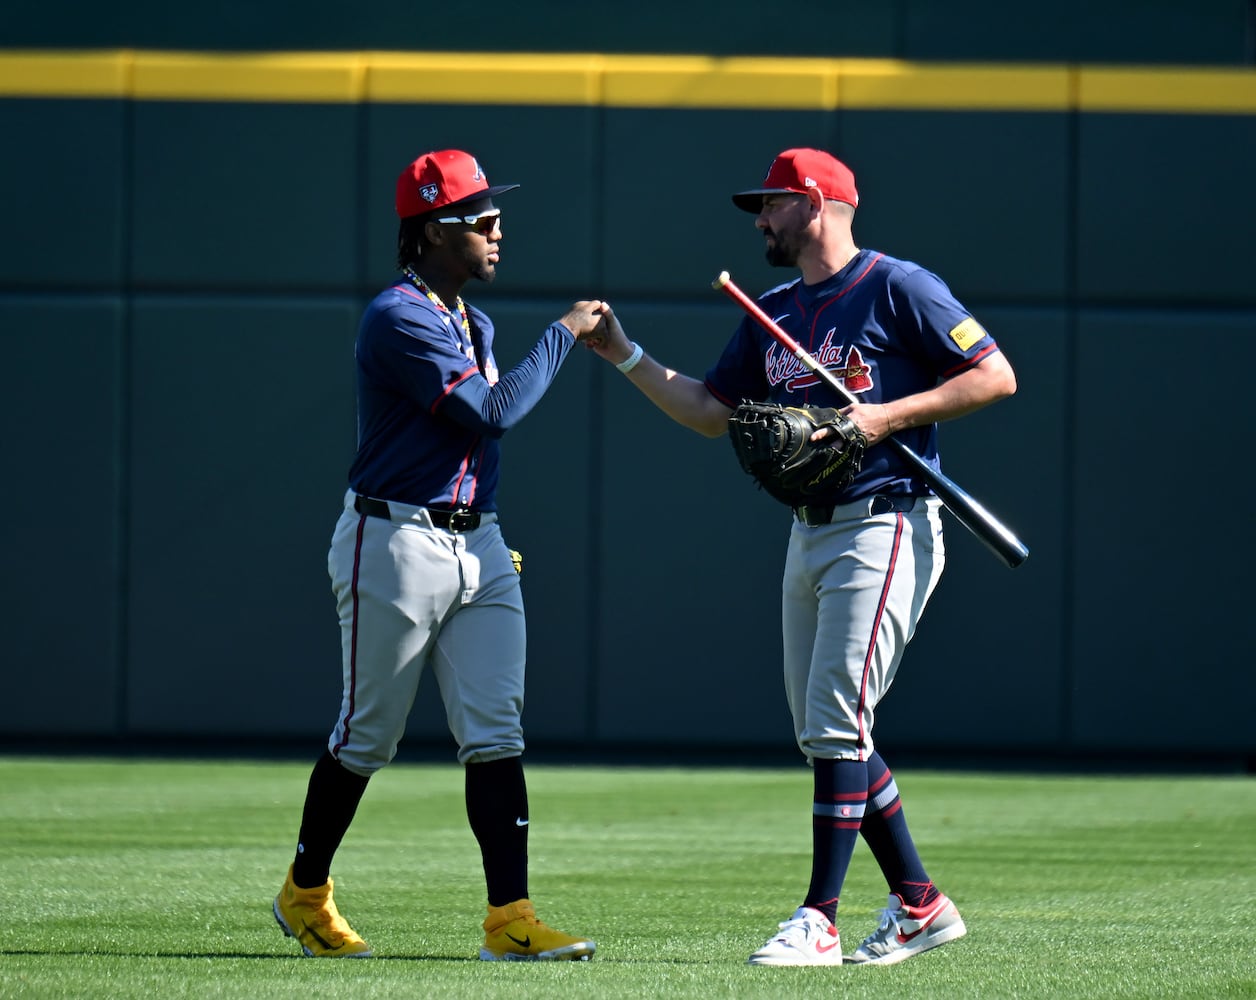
[{"xmin": 727, "ymin": 401, "xmax": 867, "ymax": 507}]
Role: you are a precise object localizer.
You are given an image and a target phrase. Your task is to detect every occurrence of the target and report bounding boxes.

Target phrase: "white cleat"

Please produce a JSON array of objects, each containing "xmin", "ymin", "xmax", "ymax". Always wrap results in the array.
[
  {"xmin": 747, "ymin": 906, "xmax": 843, "ymax": 966},
  {"xmin": 845, "ymin": 892, "xmax": 966, "ymax": 966}
]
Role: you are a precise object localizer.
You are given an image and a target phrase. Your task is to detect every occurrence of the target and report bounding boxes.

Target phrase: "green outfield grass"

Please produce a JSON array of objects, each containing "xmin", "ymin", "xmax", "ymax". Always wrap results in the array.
[{"xmin": 0, "ymin": 757, "xmax": 1252, "ymax": 999}]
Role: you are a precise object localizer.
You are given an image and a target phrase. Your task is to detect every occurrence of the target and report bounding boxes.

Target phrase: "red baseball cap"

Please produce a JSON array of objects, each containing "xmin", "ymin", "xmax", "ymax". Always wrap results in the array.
[
  {"xmin": 731, "ymin": 148, "xmax": 859, "ymax": 213},
  {"xmin": 395, "ymin": 149, "xmax": 520, "ymax": 219}
]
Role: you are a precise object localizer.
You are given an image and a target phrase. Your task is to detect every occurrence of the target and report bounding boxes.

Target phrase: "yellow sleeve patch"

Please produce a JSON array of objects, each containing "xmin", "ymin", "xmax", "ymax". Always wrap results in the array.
[{"xmin": 948, "ymin": 317, "xmax": 987, "ymax": 351}]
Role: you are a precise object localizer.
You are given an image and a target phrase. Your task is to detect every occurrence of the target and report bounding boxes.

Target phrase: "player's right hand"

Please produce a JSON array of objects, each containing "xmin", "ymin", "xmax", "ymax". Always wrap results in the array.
[
  {"xmin": 560, "ymin": 300, "xmax": 610, "ymax": 340},
  {"xmin": 582, "ymin": 304, "xmax": 632, "ymax": 359}
]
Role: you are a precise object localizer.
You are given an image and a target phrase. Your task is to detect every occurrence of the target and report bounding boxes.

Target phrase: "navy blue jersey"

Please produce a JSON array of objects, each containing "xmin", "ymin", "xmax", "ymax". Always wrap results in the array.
[
  {"xmin": 348, "ymin": 280, "xmax": 575, "ymax": 510},
  {"xmin": 704, "ymin": 250, "xmax": 1001, "ymax": 503}
]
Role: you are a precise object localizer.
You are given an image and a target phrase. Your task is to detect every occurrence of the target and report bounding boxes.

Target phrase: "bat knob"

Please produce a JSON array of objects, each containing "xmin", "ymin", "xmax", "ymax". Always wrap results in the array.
[{"xmin": 712, "ymin": 270, "xmax": 730, "ymax": 290}]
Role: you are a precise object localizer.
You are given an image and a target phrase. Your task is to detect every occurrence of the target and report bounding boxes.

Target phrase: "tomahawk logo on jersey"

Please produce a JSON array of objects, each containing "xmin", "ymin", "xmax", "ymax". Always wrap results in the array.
[{"xmin": 766, "ymin": 332, "xmax": 874, "ymax": 395}]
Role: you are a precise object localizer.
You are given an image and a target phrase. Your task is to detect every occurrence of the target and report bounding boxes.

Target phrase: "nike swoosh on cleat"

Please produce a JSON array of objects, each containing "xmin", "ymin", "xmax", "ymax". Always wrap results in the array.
[
  {"xmin": 896, "ymin": 907, "xmax": 945, "ymax": 944},
  {"xmin": 816, "ymin": 938, "xmax": 839, "ymax": 953},
  {"xmin": 303, "ymin": 923, "xmax": 343, "ymax": 951},
  {"xmin": 515, "ymin": 817, "xmax": 529, "ymax": 826},
  {"xmin": 505, "ymin": 933, "xmax": 532, "ymax": 948}
]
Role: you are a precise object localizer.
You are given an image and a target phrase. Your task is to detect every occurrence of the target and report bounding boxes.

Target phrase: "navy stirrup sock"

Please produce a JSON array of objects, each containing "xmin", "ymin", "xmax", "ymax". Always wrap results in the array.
[
  {"xmin": 859, "ymin": 752, "xmax": 938, "ymax": 908},
  {"xmin": 804, "ymin": 758, "xmax": 868, "ymax": 923}
]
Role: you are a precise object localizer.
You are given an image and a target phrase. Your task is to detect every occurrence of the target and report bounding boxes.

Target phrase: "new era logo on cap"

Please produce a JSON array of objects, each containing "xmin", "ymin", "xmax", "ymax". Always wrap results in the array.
[
  {"xmin": 731, "ymin": 148, "xmax": 859, "ymax": 213},
  {"xmin": 395, "ymin": 149, "xmax": 520, "ymax": 219}
]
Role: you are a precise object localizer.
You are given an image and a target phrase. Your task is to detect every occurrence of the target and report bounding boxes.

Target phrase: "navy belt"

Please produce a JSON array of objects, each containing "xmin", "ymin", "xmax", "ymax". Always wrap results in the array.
[
  {"xmin": 794, "ymin": 495, "xmax": 917, "ymax": 527},
  {"xmin": 354, "ymin": 495, "xmax": 482, "ymax": 532}
]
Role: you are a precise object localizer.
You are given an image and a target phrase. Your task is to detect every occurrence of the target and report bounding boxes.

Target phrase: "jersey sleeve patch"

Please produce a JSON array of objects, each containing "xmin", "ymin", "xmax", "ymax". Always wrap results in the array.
[{"xmin": 948, "ymin": 317, "xmax": 987, "ymax": 352}]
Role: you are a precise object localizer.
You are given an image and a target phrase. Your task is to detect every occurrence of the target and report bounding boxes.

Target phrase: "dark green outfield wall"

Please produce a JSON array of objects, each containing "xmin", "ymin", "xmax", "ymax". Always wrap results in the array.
[
  {"xmin": 2, "ymin": 2, "xmax": 1255, "ymax": 763},
  {"xmin": 5, "ymin": 0, "xmax": 1255, "ymax": 63}
]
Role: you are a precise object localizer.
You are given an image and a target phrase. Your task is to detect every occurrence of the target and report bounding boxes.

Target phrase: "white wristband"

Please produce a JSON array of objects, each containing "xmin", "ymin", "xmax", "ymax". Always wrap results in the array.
[{"xmin": 615, "ymin": 342, "xmax": 644, "ymax": 374}]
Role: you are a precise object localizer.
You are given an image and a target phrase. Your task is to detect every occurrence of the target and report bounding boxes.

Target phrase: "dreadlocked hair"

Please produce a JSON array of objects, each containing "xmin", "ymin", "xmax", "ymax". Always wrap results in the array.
[{"xmin": 396, "ymin": 216, "xmax": 432, "ymax": 270}]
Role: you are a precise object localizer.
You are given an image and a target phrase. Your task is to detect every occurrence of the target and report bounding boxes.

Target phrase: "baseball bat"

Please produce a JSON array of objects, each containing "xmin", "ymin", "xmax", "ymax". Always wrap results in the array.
[{"xmin": 712, "ymin": 270, "xmax": 1029, "ymax": 569}]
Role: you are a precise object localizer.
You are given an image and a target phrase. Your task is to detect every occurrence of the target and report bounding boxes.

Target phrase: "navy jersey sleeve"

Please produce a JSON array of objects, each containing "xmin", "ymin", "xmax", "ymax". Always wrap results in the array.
[
  {"xmin": 704, "ymin": 279, "xmax": 803, "ymax": 406},
  {"xmin": 440, "ymin": 323, "xmax": 575, "ymax": 437},
  {"xmin": 358, "ymin": 302, "xmax": 475, "ymax": 407},
  {"xmin": 891, "ymin": 268, "xmax": 999, "ymax": 378},
  {"xmin": 360, "ymin": 296, "xmax": 575, "ymax": 440},
  {"xmin": 704, "ymin": 314, "xmax": 772, "ymax": 406}
]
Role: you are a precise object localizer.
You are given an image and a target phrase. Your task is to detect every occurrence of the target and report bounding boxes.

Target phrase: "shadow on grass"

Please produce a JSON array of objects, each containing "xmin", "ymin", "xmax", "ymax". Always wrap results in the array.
[
  {"xmin": 0, "ymin": 948, "xmax": 704, "ymax": 963},
  {"xmin": 0, "ymin": 948, "xmax": 476, "ymax": 961}
]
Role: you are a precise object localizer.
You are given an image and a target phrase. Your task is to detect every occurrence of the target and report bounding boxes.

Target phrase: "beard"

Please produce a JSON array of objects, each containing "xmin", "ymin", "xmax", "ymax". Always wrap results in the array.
[
  {"xmin": 461, "ymin": 243, "xmax": 497, "ymax": 284},
  {"xmin": 763, "ymin": 228, "xmax": 799, "ymax": 268}
]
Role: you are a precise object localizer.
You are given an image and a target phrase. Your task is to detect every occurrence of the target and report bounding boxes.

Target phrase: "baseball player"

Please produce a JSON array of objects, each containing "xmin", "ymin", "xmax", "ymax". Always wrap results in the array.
[
  {"xmin": 587, "ymin": 148, "xmax": 1016, "ymax": 966},
  {"xmin": 273, "ymin": 149, "xmax": 606, "ymax": 961}
]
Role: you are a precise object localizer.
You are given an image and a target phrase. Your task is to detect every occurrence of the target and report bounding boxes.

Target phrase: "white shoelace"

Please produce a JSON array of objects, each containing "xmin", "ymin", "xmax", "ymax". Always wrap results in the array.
[
  {"xmin": 774, "ymin": 911, "xmax": 826, "ymax": 946},
  {"xmin": 860, "ymin": 905, "xmax": 900, "ymax": 948}
]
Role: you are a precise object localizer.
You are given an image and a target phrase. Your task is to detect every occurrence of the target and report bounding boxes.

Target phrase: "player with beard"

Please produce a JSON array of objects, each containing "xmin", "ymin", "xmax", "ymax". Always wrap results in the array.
[
  {"xmin": 273, "ymin": 149, "xmax": 606, "ymax": 962},
  {"xmin": 586, "ymin": 147, "xmax": 1016, "ymax": 967}
]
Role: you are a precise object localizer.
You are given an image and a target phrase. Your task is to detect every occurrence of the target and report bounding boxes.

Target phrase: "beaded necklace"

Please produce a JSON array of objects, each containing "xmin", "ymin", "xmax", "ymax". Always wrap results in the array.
[{"xmin": 402, "ymin": 266, "xmax": 475, "ymax": 363}]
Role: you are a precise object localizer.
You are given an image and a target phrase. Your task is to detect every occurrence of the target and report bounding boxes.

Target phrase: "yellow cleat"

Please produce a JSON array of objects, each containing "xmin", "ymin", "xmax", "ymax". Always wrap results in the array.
[
  {"xmin": 480, "ymin": 898, "xmax": 595, "ymax": 961},
  {"xmin": 273, "ymin": 864, "xmax": 372, "ymax": 958}
]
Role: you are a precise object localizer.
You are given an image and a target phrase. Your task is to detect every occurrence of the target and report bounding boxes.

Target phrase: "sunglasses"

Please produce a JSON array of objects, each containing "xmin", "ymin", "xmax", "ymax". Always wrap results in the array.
[{"xmin": 435, "ymin": 208, "xmax": 501, "ymax": 236}]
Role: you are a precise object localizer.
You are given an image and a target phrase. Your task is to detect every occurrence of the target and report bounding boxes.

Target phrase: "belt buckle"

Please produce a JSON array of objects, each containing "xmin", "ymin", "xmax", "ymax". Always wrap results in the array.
[
  {"xmin": 870, "ymin": 495, "xmax": 913, "ymax": 516},
  {"xmin": 449, "ymin": 509, "xmax": 476, "ymax": 532}
]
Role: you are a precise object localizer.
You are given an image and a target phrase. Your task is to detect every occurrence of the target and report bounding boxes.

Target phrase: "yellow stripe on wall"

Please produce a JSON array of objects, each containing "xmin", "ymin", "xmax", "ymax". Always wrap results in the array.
[
  {"xmin": 131, "ymin": 51, "xmax": 367, "ymax": 103},
  {"xmin": 599, "ymin": 56, "xmax": 840, "ymax": 109},
  {"xmin": 367, "ymin": 51, "xmax": 604, "ymax": 106},
  {"xmin": 1, "ymin": 49, "xmax": 1255, "ymax": 114},
  {"xmin": 836, "ymin": 61, "xmax": 1071, "ymax": 111},
  {"xmin": 1079, "ymin": 65, "xmax": 1256, "ymax": 113},
  {"xmin": 0, "ymin": 50, "xmax": 132, "ymax": 98}
]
